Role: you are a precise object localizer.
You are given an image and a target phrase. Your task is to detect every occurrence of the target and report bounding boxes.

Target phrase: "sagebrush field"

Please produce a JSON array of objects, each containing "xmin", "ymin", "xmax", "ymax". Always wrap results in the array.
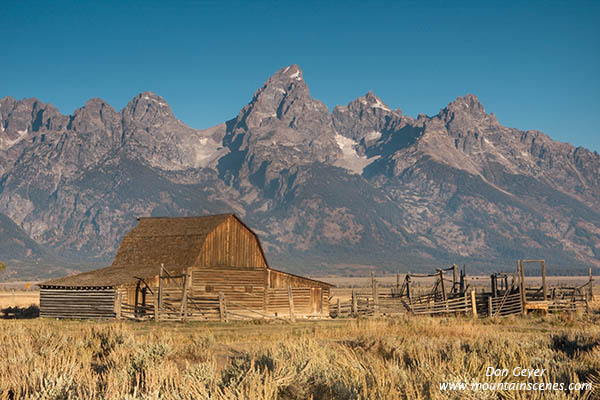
[{"xmin": 1, "ymin": 314, "xmax": 599, "ymax": 400}]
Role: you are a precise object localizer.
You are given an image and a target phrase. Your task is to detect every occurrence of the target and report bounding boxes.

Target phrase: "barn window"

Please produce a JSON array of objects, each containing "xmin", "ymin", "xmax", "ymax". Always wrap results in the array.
[
  {"xmin": 206, "ymin": 285, "xmax": 213, "ymax": 293},
  {"xmin": 245, "ymin": 286, "xmax": 253, "ymax": 293}
]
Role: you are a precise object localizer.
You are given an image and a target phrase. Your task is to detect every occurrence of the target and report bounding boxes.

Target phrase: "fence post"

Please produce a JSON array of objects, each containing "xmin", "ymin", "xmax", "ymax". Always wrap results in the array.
[
  {"xmin": 589, "ymin": 268, "xmax": 594, "ymax": 301},
  {"xmin": 471, "ymin": 290, "xmax": 478, "ymax": 318},
  {"xmin": 541, "ymin": 260, "xmax": 547, "ymax": 301},
  {"xmin": 158, "ymin": 264, "xmax": 164, "ymax": 319},
  {"xmin": 371, "ymin": 272, "xmax": 375, "ymax": 291},
  {"xmin": 406, "ymin": 272, "xmax": 412, "ymax": 303},
  {"xmin": 438, "ymin": 269, "xmax": 447, "ymax": 302},
  {"xmin": 153, "ymin": 289, "xmax": 158, "ymax": 322},
  {"xmin": 337, "ymin": 298, "xmax": 341, "ymax": 318},
  {"xmin": 488, "ymin": 296, "xmax": 493, "ymax": 317},
  {"xmin": 585, "ymin": 292, "xmax": 590, "ymax": 314},
  {"xmin": 453, "ymin": 264, "xmax": 458, "ymax": 293},
  {"xmin": 372, "ymin": 276, "xmax": 379, "ymax": 316},
  {"xmin": 518, "ymin": 260, "xmax": 526, "ymax": 314},
  {"xmin": 180, "ymin": 271, "xmax": 188, "ymax": 322},
  {"xmin": 219, "ymin": 292, "xmax": 226, "ymax": 322},
  {"xmin": 288, "ymin": 286, "xmax": 296, "ymax": 322},
  {"xmin": 352, "ymin": 289, "xmax": 357, "ymax": 316}
]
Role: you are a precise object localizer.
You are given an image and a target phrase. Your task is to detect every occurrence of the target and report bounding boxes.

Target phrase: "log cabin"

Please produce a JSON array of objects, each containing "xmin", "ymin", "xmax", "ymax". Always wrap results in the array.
[{"xmin": 39, "ymin": 214, "xmax": 332, "ymax": 320}]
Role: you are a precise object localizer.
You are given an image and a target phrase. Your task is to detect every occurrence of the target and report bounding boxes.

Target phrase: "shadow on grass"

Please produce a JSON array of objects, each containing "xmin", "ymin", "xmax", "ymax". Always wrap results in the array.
[
  {"xmin": 552, "ymin": 333, "xmax": 600, "ymax": 358},
  {"xmin": 1, "ymin": 305, "xmax": 39, "ymax": 319}
]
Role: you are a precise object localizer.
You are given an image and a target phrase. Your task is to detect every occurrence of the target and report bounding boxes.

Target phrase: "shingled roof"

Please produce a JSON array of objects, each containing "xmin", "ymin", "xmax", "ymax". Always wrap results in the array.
[{"xmin": 40, "ymin": 214, "xmax": 236, "ymax": 287}]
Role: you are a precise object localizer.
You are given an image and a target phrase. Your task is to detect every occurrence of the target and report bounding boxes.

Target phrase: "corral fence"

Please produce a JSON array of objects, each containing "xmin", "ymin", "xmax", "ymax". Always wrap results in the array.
[{"xmin": 330, "ymin": 264, "xmax": 593, "ymax": 319}]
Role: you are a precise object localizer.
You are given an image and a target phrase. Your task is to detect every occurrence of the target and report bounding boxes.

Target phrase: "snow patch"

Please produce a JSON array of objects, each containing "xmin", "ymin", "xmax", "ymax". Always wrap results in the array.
[
  {"xmin": 333, "ymin": 133, "xmax": 379, "ymax": 174},
  {"xmin": 365, "ymin": 131, "xmax": 382, "ymax": 141},
  {"xmin": 193, "ymin": 136, "xmax": 225, "ymax": 168},
  {"xmin": 0, "ymin": 128, "xmax": 28, "ymax": 150},
  {"xmin": 371, "ymin": 99, "xmax": 391, "ymax": 111},
  {"xmin": 289, "ymin": 70, "xmax": 301, "ymax": 80},
  {"xmin": 275, "ymin": 88, "xmax": 286, "ymax": 94}
]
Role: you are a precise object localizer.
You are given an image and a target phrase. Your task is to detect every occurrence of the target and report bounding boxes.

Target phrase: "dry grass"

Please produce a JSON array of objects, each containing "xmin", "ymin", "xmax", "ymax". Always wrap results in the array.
[
  {"xmin": 1, "ymin": 314, "xmax": 599, "ymax": 399},
  {"xmin": 0, "ymin": 291, "xmax": 39, "ymax": 308}
]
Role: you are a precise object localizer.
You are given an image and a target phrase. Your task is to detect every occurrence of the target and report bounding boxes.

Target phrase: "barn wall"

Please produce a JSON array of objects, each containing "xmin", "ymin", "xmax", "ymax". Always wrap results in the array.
[
  {"xmin": 264, "ymin": 287, "xmax": 329, "ymax": 317},
  {"xmin": 196, "ymin": 217, "xmax": 268, "ymax": 268},
  {"xmin": 190, "ymin": 266, "xmax": 266, "ymax": 296},
  {"xmin": 40, "ymin": 287, "xmax": 116, "ymax": 319},
  {"xmin": 268, "ymin": 269, "xmax": 331, "ymax": 289},
  {"xmin": 188, "ymin": 266, "xmax": 330, "ymax": 317}
]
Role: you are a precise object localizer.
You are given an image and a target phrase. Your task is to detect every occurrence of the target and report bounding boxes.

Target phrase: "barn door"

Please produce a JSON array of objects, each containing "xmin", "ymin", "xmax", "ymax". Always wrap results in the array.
[
  {"xmin": 311, "ymin": 288, "xmax": 322, "ymax": 315},
  {"xmin": 134, "ymin": 281, "xmax": 148, "ymax": 317}
]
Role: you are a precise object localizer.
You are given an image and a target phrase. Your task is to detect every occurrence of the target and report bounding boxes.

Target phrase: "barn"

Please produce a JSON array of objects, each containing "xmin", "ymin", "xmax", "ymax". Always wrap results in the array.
[{"xmin": 39, "ymin": 214, "xmax": 332, "ymax": 320}]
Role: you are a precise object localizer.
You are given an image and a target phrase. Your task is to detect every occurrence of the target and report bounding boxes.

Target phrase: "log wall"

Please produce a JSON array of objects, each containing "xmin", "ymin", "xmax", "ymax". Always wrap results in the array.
[{"xmin": 40, "ymin": 287, "xmax": 116, "ymax": 319}]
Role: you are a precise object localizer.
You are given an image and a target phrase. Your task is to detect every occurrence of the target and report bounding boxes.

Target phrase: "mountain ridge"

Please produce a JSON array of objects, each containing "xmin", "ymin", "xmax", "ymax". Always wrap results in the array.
[{"xmin": 1, "ymin": 65, "xmax": 599, "ymax": 279}]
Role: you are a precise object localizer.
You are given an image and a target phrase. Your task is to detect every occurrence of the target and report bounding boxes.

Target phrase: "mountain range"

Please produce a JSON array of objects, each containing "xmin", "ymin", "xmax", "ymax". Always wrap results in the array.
[{"xmin": 1, "ymin": 65, "xmax": 599, "ymax": 279}]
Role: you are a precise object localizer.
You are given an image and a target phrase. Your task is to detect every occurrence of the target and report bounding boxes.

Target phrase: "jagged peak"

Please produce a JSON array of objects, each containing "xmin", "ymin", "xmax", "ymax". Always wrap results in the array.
[
  {"xmin": 341, "ymin": 91, "xmax": 394, "ymax": 114},
  {"xmin": 0, "ymin": 96, "xmax": 56, "ymax": 112},
  {"xmin": 0, "ymin": 95, "xmax": 17, "ymax": 104},
  {"xmin": 444, "ymin": 94, "xmax": 487, "ymax": 115},
  {"xmin": 235, "ymin": 64, "xmax": 330, "ymax": 130},
  {"xmin": 278, "ymin": 64, "xmax": 303, "ymax": 81},
  {"xmin": 440, "ymin": 93, "xmax": 498, "ymax": 124},
  {"xmin": 135, "ymin": 91, "xmax": 165, "ymax": 101},
  {"xmin": 122, "ymin": 91, "xmax": 174, "ymax": 121},
  {"xmin": 258, "ymin": 65, "xmax": 307, "ymax": 95},
  {"xmin": 362, "ymin": 91, "xmax": 392, "ymax": 112},
  {"xmin": 83, "ymin": 97, "xmax": 111, "ymax": 108}
]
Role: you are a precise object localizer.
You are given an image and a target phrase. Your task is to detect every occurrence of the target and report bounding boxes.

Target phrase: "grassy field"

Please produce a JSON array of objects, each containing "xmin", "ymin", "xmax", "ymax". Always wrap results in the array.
[{"xmin": 1, "ymin": 313, "xmax": 599, "ymax": 399}]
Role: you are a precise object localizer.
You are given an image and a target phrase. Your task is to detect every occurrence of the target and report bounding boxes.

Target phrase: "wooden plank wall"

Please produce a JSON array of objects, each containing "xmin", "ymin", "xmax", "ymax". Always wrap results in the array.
[
  {"xmin": 196, "ymin": 217, "xmax": 268, "ymax": 268},
  {"xmin": 268, "ymin": 269, "xmax": 330, "ymax": 289},
  {"xmin": 266, "ymin": 288, "xmax": 311, "ymax": 316},
  {"xmin": 190, "ymin": 266, "xmax": 266, "ymax": 296},
  {"xmin": 40, "ymin": 288, "xmax": 116, "ymax": 319}
]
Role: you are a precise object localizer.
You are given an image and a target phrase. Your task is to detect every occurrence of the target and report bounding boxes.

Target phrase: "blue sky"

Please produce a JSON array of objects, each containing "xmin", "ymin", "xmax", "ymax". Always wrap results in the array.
[{"xmin": 1, "ymin": 1, "xmax": 598, "ymax": 152}]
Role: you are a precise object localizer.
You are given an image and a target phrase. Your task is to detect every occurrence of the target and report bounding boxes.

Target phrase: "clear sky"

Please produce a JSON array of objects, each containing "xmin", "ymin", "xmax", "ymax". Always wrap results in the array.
[{"xmin": 1, "ymin": 1, "xmax": 599, "ymax": 152}]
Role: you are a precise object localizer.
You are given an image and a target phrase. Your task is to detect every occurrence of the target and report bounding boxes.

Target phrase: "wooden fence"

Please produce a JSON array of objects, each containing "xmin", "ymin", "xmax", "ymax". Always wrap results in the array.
[
  {"xmin": 329, "ymin": 286, "xmax": 589, "ymax": 319},
  {"xmin": 118, "ymin": 286, "xmax": 324, "ymax": 322}
]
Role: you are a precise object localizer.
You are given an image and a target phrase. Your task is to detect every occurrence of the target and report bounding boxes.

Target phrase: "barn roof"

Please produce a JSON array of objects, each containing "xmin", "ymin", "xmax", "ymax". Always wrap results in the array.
[{"xmin": 40, "ymin": 214, "xmax": 236, "ymax": 287}]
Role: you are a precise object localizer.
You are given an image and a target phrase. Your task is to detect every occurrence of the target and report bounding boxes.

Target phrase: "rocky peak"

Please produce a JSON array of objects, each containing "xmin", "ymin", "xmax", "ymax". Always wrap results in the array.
[
  {"xmin": 0, "ymin": 97, "xmax": 65, "ymax": 150},
  {"xmin": 121, "ymin": 92, "xmax": 175, "ymax": 129},
  {"xmin": 332, "ymin": 91, "xmax": 404, "ymax": 143},
  {"xmin": 440, "ymin": 94, "xmax": 497, "ymax": 123},
  {"xmin": 68, "ymin": 98, "xmax": 120, "ymax": 139},
  {"xmin": 233, "ymin": 65, "xmax": 330, "ymax": 133},
  {"xmin": 361, "ymin": 91, "xmax": 393, "ymax": 113}
]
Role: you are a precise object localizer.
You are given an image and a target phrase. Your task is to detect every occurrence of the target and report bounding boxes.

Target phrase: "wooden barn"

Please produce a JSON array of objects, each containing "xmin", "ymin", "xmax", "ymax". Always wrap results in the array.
[{"xmin": 39, "ymin": 214, "xmax": 332, "ymax": 320}]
